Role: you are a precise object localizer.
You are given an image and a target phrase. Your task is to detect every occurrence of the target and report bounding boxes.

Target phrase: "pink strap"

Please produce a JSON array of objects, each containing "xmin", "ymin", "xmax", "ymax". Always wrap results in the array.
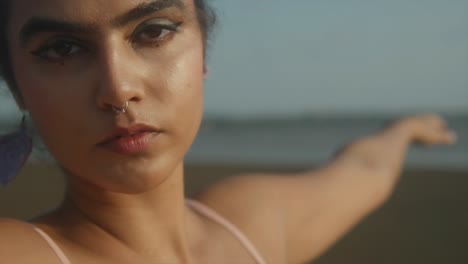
[
  {"xmin": 33, "ymin": 227, "xmax": 71, "ymax": 264},
  {"xmin": 32, "ymin": 201, "xmax": 267, "ymax": 264},
  {"xmin": 186, "ymin": 199, "xmax": 267, "ymax": 264}
]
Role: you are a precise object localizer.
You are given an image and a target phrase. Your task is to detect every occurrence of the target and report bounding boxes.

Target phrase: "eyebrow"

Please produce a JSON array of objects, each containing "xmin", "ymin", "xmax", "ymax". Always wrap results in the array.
[{"xmin": 19, "ymin": 0, "xmax": 185, "ymax": 45}]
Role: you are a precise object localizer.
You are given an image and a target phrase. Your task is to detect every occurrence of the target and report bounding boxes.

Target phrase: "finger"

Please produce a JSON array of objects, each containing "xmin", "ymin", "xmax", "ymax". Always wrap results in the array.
[
  {"xmin": 444, "ymin": 131, "xmax": 458, "ymax": 145},
  {"xmin": 415, "ymin": 129, "xmax": 458, "ymax": 146}
]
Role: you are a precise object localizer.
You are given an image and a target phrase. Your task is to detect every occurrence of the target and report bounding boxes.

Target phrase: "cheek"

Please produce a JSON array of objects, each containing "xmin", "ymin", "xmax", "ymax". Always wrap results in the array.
[
  {"xmin": 17, "ymin": 84, "xmax": 87, "ymax": 163},
  {"xmin": 14, "ymin": 68, "xmax": 65, "ymax": 136},
  {"xmin": 170, "ymin": 44, "xmax": 205, "ymax": 128},
  {"xmin": 172, "ymin": 53, "xmax": 205, "ymax": 112},
  {"xmin": 149, "ymin": 37, "xmax": 205, "ymax": 154},
  {"xmin": 12, "ymin": 51, "xmax": 88, "ymax": 114},
  {"xmin": 11, "ymin": 56, "xmax": 91, "ymax": 154}
]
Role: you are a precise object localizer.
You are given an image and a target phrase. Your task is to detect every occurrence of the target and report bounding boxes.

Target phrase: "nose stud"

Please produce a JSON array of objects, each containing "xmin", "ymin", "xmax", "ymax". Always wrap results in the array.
[{"xmin": 112, "ymin": 101, "xmax": 129, "ymax": 114}]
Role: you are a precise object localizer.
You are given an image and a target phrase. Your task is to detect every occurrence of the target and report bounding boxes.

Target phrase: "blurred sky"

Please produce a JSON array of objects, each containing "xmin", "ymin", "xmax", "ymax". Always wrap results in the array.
[
  {"xmin": 1, "ymin": 0, "xmax": 468, "ymax": 121},
  {"xmin": 204, "ymin": 0, "xmax": 468, "ymax": 118}
]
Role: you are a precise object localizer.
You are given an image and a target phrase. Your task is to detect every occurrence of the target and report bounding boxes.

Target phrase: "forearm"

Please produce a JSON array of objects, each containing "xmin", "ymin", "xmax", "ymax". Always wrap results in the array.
[
  {"xmin": 332, "ymin": 122, "xmax": 415, "ymax": 195},
  {"xmin": 286, "ymin": 114, "xmax": 456, "ymax": 263},
  {"xmin": 374, "ymin": 122, "xmax": 414, "ymax": 176}
]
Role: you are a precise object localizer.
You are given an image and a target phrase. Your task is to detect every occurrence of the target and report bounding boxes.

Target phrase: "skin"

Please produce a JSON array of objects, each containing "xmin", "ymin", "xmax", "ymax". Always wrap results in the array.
[{"xmin": 0, "ymin": 0, "xmax": 459, "ymax": 263}]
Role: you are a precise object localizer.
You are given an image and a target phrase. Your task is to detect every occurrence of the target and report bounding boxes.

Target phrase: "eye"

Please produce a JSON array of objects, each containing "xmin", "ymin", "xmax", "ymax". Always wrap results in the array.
[
  {"xmin": 140, "ymin": 26, "xmax": 170, "ymax": 41},
  {"xmin": 31, "ymin": 40, "xmax": 84, "ymax": 61},
  {"xmin": 133, "ymin": 19, "xmax": 182, "ymax": 45}
]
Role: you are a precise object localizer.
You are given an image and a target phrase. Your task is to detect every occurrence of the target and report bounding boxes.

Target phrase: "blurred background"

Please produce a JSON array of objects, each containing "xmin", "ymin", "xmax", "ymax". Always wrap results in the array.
[{"xmin": 1, "ymin": 0, "xmax": 467, "ymax": 263}]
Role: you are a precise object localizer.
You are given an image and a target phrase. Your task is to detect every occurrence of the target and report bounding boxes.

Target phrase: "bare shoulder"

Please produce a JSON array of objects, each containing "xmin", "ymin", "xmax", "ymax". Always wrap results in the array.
[
  {"xmin": 0, "ymin": 218, "xmax": 57, "ymax": 262},
  {"xmin": 0, "ymin": 218, "xmax": 34, "ymax": 256},
  {"xmin": 0, "ymin": 217, "xmax": 36, "ymax": 239},
  {"xmin": 194, "ymin": 173, "xmax": 292, "ymax": 263},
  {"xmin": 194, "ymin": 172, "xmax": 289, "ymax": 225}
]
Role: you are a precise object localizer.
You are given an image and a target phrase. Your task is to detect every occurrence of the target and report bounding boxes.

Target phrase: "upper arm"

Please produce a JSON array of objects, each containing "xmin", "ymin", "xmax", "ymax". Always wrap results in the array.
[
  {"xmin": 282, "ymin": 164, "xmax": 392, "ymax": 263},
  {"xmin": 196, "ymin": 164, "xmax": 390, "ymax": 264},
  {"xmin": 195, "ymin": 173, "xmax": 290, "ymax": 264}
]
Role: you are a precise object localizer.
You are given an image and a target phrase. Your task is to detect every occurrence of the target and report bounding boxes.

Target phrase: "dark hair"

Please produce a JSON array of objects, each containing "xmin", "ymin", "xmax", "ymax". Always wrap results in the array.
[{"xmin": 0, "ymin": 0, "xmax": 216, "ymax": 107}]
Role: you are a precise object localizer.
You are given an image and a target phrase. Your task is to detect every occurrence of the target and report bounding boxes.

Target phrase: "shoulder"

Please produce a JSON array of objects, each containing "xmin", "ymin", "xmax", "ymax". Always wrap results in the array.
[
  {"xmin": 0, "ymin": 218, "xmax": 34, "ymax": 256},
  {"xmin": 0, "ymin": 218, "xmax": 58, "ymax": 262},
  {"xmin": 195, "ymin": 173, "xmax": 290, "ymax": 222},
  {"xmin": 0, "ymin": 218, "xmax": 36, "ymax": 240},
  {"xmin": 194, "ymin": 173, "xmax": 292, "ymax": 263}
]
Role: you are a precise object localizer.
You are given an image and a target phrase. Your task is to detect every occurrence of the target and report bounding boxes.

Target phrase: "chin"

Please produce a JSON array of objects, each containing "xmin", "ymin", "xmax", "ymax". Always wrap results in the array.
[{"xmin": 77, "ymin": 154, "xmax": 184, "ymax": 194}]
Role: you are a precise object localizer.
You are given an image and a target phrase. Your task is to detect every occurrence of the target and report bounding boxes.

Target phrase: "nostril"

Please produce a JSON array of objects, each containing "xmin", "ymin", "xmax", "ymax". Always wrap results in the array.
[{"xmin": 95, "ymin": 78, "xmax": 144, "ymax": 112}]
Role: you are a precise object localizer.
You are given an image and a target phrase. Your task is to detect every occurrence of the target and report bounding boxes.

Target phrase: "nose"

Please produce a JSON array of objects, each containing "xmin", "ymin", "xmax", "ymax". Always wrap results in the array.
[{"xmin": 94, "ymin": 42, "xmax": 145, "ymax": 112}]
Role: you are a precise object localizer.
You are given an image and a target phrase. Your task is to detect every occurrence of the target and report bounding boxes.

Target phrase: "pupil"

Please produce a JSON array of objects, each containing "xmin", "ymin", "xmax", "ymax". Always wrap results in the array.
[
  {"xmin": 55, "ymin": 43, "xmax": 73, "ymax": 55},
  {"xmin": 145, "ymin": 27, "xmax": 163, "ymax": 38}
]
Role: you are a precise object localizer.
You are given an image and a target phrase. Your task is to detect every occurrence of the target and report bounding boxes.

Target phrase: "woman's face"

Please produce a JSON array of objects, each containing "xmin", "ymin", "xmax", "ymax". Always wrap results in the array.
[{"xmin": 7, "ymin": 0, "xmax": 205, "ymax": 192}]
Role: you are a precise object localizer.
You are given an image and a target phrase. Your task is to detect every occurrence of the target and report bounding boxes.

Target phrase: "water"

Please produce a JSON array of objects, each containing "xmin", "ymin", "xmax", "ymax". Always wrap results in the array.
[
  {"xmin": 187, "ymin": 115, "xmax": 468, "ymax": 170},
  {"xmin": 1, "ymin": 115, "xmax": 467, "ymax": 170}
]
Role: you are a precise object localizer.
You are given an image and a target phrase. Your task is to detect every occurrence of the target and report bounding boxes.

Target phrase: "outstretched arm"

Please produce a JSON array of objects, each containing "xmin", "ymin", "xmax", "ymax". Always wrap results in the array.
[
  {"xmin": 197, "ymin": 114, "xmax": 456, "ymax": 264},
  {"xmin": 284, "ymin": 114, "xmax": 457, "ymax": 263}
]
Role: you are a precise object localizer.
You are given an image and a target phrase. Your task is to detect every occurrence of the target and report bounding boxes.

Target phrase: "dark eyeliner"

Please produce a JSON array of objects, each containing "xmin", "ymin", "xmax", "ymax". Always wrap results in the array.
[
  {"xmin": 132, "ymin": 19, "xmax": 183, "ymax": 41},
  {"xmin": 144, "ymin": 20, "xmax": 182, "ymax": 32},
  {"xmin": 29, "ymin": 38, "xmax": 85, "ymax": 59},
  {"xmin": 30, "ymin": 45, "xmax": 54, "ymax": 59},
  {"xmin": 167, "ymin": 21, "xmax": 183, "ymax": 31}
]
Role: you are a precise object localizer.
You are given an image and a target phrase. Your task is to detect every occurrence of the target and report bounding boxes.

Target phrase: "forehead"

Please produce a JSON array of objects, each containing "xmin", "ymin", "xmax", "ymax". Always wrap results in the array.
[{"xmin": 8, "ymin": 0, "xmax": 193, "ymax": 28}]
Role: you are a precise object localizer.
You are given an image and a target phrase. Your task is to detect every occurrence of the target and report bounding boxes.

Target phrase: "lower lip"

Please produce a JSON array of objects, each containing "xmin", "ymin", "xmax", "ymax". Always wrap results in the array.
[{"xmin": 100, "ymin": 132, "xmax": 160, "ymax": 155}]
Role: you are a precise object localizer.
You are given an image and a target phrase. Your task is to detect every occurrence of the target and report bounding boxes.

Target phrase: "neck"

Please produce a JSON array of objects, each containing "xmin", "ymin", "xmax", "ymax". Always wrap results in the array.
[{"xmin": 52, "ymin": 163, "xmax": 199, "ymax": 262}]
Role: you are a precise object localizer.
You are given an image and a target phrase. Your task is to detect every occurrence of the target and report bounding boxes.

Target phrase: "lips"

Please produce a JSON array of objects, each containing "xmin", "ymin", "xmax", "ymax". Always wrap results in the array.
[{"xmin": 98, "ymin": 124, "xmax": 162, "ymax": 155}]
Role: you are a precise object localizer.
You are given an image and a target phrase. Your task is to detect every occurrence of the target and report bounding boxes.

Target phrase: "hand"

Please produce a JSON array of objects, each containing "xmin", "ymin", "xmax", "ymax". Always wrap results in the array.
[{"xmin": 386, "ymin": 113, "xmax": 457, "ymax": 146}]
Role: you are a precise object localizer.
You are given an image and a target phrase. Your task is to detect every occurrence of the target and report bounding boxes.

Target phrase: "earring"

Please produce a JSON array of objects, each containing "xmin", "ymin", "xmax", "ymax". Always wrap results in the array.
[{"xmin": 0, "ymin": 116, "xmax": 33, "ymax": 187}]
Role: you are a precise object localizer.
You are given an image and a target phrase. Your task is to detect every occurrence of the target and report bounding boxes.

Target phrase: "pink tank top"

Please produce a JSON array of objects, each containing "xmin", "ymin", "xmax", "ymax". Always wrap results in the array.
[{"xmin": 32, "ymin": 200, "xmax": 266, "ymax": 264}]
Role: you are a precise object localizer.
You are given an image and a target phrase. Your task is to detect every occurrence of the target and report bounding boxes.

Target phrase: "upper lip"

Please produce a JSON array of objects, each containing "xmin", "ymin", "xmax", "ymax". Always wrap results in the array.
[{"xmin": 98, "ymin": 124, "xmax": 162, "ymax": 145}]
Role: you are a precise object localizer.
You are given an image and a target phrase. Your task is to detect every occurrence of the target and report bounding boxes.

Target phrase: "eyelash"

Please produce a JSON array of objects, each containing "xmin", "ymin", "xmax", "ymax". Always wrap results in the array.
[
  {"xmin": 30, "ymin": 38, "xmax": 85, "ymax": 61},
  {"xmin": 132, "ymin": 21, "xmax": 183, "ymax": 46},
  {"xmin": 30, "ymin": 21, "xmax": 183, "ymax": 62}
]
